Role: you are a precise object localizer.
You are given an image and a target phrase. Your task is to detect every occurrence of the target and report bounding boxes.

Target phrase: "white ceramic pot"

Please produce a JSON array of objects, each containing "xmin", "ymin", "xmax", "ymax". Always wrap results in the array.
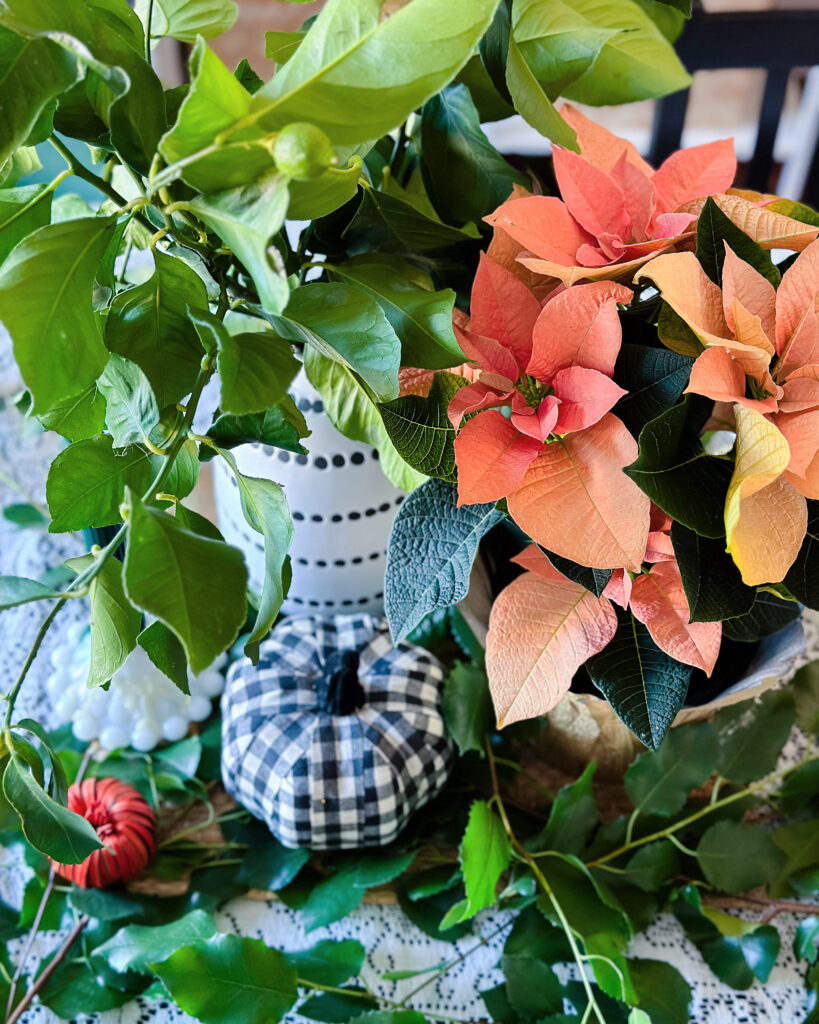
[{"xmin": 213, "ymin": 370, "xmax": 406, "ymax": 617}]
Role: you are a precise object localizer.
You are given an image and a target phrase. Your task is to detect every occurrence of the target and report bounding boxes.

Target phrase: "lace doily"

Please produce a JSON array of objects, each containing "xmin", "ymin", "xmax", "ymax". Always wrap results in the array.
[{"xmin": 1, "ymin": 339, "xmax": 816, "ymax": 1023}]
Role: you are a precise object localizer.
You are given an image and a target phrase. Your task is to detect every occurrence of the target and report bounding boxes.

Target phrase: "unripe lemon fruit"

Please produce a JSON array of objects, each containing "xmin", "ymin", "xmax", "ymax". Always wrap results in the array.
[{"xmin": 273, "ymin": 122, "xmax": 335, "ymax": 179}]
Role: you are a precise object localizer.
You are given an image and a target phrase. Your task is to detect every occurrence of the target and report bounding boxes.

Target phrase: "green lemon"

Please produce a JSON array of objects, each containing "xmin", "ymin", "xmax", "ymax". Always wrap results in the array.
[{"xmin": 272, "ymin": 122, "xmax": 335, "ymax": 180}]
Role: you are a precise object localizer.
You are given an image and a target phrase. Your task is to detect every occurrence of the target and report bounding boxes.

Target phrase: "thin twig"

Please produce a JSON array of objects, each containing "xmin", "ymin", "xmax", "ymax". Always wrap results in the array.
[
  {"xmin": 6, "ymin": 915, "xmax": 89, "ymax": 1024},
  {"xmin": 5, "ymin": 871, "xmax": 55, "ymax": 1019}
]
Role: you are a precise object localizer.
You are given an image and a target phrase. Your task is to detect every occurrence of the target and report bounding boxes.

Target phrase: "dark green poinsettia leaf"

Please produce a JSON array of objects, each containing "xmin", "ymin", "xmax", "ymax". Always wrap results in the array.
[
  {"xmin": 385, "ymin": 478, "xmax": 502, "ymax": 641},
  {"xmin": 671, "ymin": 522, "xmax": 755, "ymax": 623},
  {"xmin": 441, "ymin": 800, "xmax": 510, "ymax": 928},
  {"xmin": 137, "ymin": 620, "xmax": 189, "ymax": 693},
  {"xmin": 204, "ymin": 400, "xmax": 309, "ymax": 457},
  {"xmin": 673, "ymin": 885, "xmax": 779, "ymax": 989},
  {"xmin": 379, "ymin": 372, "xmax": 469, "ymax": 483},
  {"xmin": 94, "ymin": 910, "xmax": 217, "ymax": 975},
  {"xmin": 326, "ymin": 255, "xmax": 464, "ymax": 370},
  {"xmin": 442, "ymin": 661, "xmax": 493, "ymax": 756},
  {"xmin": 105, "ymin": 248, "xmax": 209, "ymax": 408},
  {"xmin": 344, "ymin": 188, "xmax": 480, "ymax": 258},
  {"xmin": 785, "ymin": 500, "xmax": 819, "ymax": 610},
  {"xmin": 151, "ymin": 934, "xmax": 298, "ymax": 1024},
  {"xmin": 540, "ymin": 547, "xmax": 613, "ymax": 597},
  {"xmin": 46, "ymin": 435, "xmax": 154, "ymax": 533},
  {"xmin": 287, "ymin": 939, "xmax": 365, "ymax": 988},
  {"xmin": 712, "ymin": 687, "xmax": 795, "ymax": 785},
  {"xmin": 625, "ymin": 397, "xmax": 732, "ymax": 538},
  {"xmin": 628, "ymin": 957, "xmax": 692, "ymax": 1024},
  {"xmin": 420, "ymin": 82, "xmax": 527, "ymax": 225},
  {"xmin": 587, "ymin": 608, "xmax": 693, "ymax": 750},
  {"xmin": 0, "ymin": 216, "xmax": 116, "ymax": 414},
  {"xmin": 122, "ymin": 489, "xmax": 247, "ymax": 674},
  {"xmin": 625, "ymin": 719, "xmax": 718, "ymax": 817},
  {"xmin": 696, "ymin": 197, "xmax": 780, "ymax": 287},
  {"xmin": 721, "ymin": 591, "xmax": 801, "ymax": 642},
  {"xmin": 696, "ymin": 821, "xmax": 786, "ymax": 893},
  {"xmin": 613, "ymin": 344, "xmax": 694, "ymax": 439},
  {"xmin": 531, "ymin": 762, "xmax": 598, "ymax": 856}
]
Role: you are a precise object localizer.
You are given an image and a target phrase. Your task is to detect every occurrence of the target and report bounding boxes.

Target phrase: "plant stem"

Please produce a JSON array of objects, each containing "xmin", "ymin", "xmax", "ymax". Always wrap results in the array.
[
  {"xmin": 485, "ymin": 739, "xmax": 607, "ymax": 1024},
  {"xmin": 144, "ymin": 0, "xmax": 155, "ymax": 62},
  {"xmin": 5, "ymin": 870, "xmax": 54, "ymax": 1019},
  {"xmin": 48, "ymin": 137, "xmax": 149, "ymax": 227},
  {"xmin": 0, "ymin": 171, "xmax": 70, "ymax": 236},
  {"xmin": 2, "ymin": 599, "xmax": 66, "ymax": 734},
  {"xmin": 5, "ymin": 915, "xmax": 89, "ymax": 1024}
]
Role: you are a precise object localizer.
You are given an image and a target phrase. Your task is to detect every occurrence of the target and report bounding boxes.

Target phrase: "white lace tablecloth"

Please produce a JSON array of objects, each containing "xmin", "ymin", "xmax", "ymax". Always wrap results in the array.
[{"xmin": 1, "ymin": 330, "xmax": 816, "ymax": 1024}]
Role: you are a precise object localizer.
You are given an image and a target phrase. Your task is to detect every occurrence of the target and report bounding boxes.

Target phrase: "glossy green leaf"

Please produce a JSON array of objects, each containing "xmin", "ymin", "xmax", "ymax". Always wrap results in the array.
[
  {"xmin": 442, "ymin": 662, "xmax": 493, "ymax": 757},
  {"xmin": 288, "ymin": 940, "xmax": 365, "ymax": 988},
  {"xmin": 190, "ymin": 172, "xmax": 289, "ymax": 314},
  {"xmin": 0, "ymin": 216, "xmax": 115, "ymax": 413},
  {"xmin": 696, "ymin": 197, "xmax": 780, "ymax": 287},
  {"xmin": 264, "ymin": 30, "xmax": 305, "ymax": 65},
  {"xmin": 137, "ymin": 620, "xmax": 188, "ymax": 692},
  {"xmin": 300, "ymin": 990, "xmax": 379, "ymax": 1022},
  {"xmin": 379, "ymin": 372, "xmax": 468, "ymax": 483},
  {"xmin": 46, "ymin": 435, "xmax": 153, "ymax": 533},
  {"xmin": 0, "ymin": 183, "xmax": 53, "ymax": 264},
  {"xmin": 3, "ymin": 757, "xmax": 103, "ymax": 863},
  {"xmin": 505, "ymin": 33, "xmax": 577, "ymax": 150},
  {"xmin": 237, "ymin": 840, "xmax": 309, "ymax": 893},
  {"xmin": 385, "ymin": 478, "xmax": 503, "ymax": 641},
  {"xmin": 502, "ymin": 952, "xmax": 563, "ymax": 1018},
  {"xmin": 96, "ymin": 910, "xmax": 217, "ymax": 975},
  {"xmin": 536, "ymin": 853, "xmax": 631, "ymax": 947},
  {"xmin": 218, "ymin": 333, "xmax": 300, "ymax": 416},
  {"xmin": 785, "ymin": 499, "xmax": 819, "ymax": 611},
  {"xmin": 625, "ymin": 719, "xmax": 718, "ymax": 817},
  {"xmin": 303, "ymin": 348, "xmax": 423, "ymax": 492},
  {"xmin": 0, "ymin": 26, "xmax": 78, "ymax": 166},
  {"xmin": 420, "ymin": 83, "xmax": 527, "ymax": 225},
  {"xmin": 272, "ymin": 282, "xmax": 401, "ymax": 402},
  {"xmin": 673, "ymin": 885, "xmax": 779, "ymax": 989},
  {"xmin": 152, "ymin": 934, "xmax": 298, "ymax": 1024},
  {"xmin": 140, "ymin": 0, "xmax": 238, "ymax": 42},
  {"xmin": 205, "ymin": 401, "xmax": 309, "ymax": 456},
  {"xmin": 781, "ymin": 759, "xmax": 819, "ymax": 814},
  {"xmin": 443, "ymin": 800, "xmax": 511, "ymax": 926},
  {"xmin": 287, "ymin": 156, "xmax": 363, "ymax": 221},
  {"xmin": 347, "ymin": 1014, "xmax": 428, "ymax": 1024},
  {"xmin": 97, "ymin": 353, "xmax": 161, "ymax": 448},
  {"xmin": 105, "ymin": 248, "xmax": 209, "ymax": 407},
  {"xmin": 154, "ymin": 438, "xmax": 200, "ymax": 502},
  {"xmin": 218, "ymin": 451, "xmax": 292, "ymax": 662},
  {"xmin": 697, "ymin": 821, "xmax": 786, "ymax": 893},
  {"xmin": 793, "ymin": 662, "xmax": 819, "ymax": 736},
  {"xmin": 772, "ymin": 822, "xmax": 819, "ymax": 889},
  {"xmin": 122, "ymin": 489, "xmax": 248, "ymax": 673},
  {"xmin": 252, "ymin": 0, "xmax": 502, "ymax": 145},
  {"xmin": 628, "ymin": 957, "xmax": 692, "ymax": 1024},
  {"xmin": 621, "ymin": 841, "xmax": 679, "ymax": 893},
  {"xmin": 37, "ymin": 384, "xmax": 107, "ymax": 444},
  {"xmin": 36, "ymin": 956, "xmax": 134, "ymax": 1017},
  {"xmin": 613, "ymin": 345, "xmax": 694, "ymax": 439},
  {"xmin": 300, "ymin": 852, "xmax": 416, "ymax": 932},
  {"xmin": 326, "ymin": 256, "xmax": 464, "ymax": 370},
  {"xmin": 0, "ymin": 575, "xmax": 63, "ymax": 610},
  {"xmin": 625, "ymin": 398, "xmax": 732, "ymax": 538},
  {"xmin": 560, "ymin": 0, "xmax": 690, "ymax": 105},
  {"xmin": 587, "ymin": 607, "xmax": 693, "ymax": 749},
  {"xmin": 794, "ymin": 916, "xmax": 819, "ymax": 964},
  {"xmin": 159, "ymin": 39, "xmax": 273, "ymax": 191},
  {"xmin": 533, "ymin": 762, "xmax": 598, "ymax": 855},
  {"xmin": 712, "ymin": 687, "xmax": 795, "ymax": 785},
  {"xmin": 67, "ymin": 554, "xmax": 141, "ymax": 687}
]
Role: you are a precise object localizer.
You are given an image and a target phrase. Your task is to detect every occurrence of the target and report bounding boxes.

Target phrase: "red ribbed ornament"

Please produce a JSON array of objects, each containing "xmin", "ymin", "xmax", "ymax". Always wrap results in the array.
[{"xmin": 49, "ymin": 778, "xmax": 156, "ymax": 888}]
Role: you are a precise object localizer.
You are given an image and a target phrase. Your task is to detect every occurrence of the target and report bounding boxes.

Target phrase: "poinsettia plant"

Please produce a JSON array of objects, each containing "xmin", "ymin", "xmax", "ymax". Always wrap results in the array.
[{"xmin": 385, "ymin": 113, "xmax": 819, "ymax": 749}]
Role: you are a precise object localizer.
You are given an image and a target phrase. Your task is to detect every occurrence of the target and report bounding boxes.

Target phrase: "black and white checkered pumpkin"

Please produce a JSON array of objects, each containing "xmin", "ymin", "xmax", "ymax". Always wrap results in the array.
[{"xmin": 221, "ymin": 615, "xmax": 453, "ymax": 849}]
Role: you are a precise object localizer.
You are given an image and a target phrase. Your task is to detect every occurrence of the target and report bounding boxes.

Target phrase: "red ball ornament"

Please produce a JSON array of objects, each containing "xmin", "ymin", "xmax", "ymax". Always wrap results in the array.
[{"xmin": 49, "ymin": 778, "xmax": 156, "ymax": 888}]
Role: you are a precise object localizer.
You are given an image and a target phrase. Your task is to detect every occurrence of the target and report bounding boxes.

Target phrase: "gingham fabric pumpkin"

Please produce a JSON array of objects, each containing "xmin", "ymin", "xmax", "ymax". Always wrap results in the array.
[{"xmin": 221, "ymin": 615, "xmax": 453, "ymax": 849}]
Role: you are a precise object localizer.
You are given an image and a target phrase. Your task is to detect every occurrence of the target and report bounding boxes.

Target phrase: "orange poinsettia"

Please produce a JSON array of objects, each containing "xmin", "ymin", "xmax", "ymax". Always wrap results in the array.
[
  {"xmin": 451, "ymin": 253, "xmax": 631, "ymax": 490},
  {"xmin": 485, "ymin": 105, "xmax": 737, "ymax": 289},
  {"xmin": 637, "ymin": 238, "xmax": 819, "ymax": 584},
  {"xmin": 487, "ymin": 522, "xmax": 721, "ymax": 728}
]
